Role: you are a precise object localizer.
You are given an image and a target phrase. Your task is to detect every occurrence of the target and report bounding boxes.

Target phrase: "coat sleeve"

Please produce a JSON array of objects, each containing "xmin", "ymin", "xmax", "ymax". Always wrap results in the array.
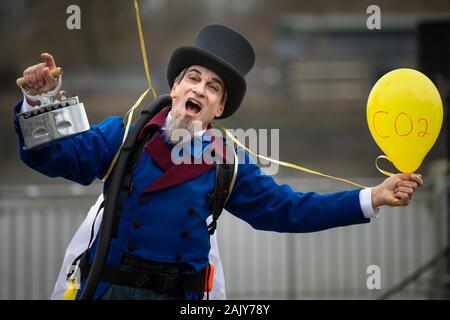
[
  {"xmin": 13, "ymin": 100, "xmax": 125, "ymax": 185},
  {"xmin": 224, "ymin": 148, "xmax": 370, "ymax": 233}
]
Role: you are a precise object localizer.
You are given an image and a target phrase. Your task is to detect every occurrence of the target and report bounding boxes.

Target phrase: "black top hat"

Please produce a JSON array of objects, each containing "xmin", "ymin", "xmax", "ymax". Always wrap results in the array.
[{"xmin": 167, "ymin": 24, "xmax": 255, "ymax": 119}]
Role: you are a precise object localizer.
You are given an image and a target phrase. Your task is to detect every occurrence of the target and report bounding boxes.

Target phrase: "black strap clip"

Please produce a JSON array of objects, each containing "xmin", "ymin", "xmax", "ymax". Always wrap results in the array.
[{"xmin": 152, "ymin": 273, "xmax": 179, "ymax": 293}]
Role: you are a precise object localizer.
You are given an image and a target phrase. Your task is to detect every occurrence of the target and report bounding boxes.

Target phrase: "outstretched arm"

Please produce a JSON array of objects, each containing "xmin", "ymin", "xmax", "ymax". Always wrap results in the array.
[
  {"xmin": 225, "ymin": 149, "xmax": 423, "ymax": 233},
  {"xmin": 226, "ymin": 149, "xmax": 370, "ymax": 233}
]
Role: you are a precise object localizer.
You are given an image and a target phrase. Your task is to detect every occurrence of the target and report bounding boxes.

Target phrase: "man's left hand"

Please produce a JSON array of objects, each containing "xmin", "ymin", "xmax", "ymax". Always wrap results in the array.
[{"xmin": 371, "ymin": 173, "xmax": 423, "ymax": 208}]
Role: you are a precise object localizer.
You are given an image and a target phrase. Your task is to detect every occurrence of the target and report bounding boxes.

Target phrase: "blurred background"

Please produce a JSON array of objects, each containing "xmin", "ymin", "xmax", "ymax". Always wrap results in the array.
[{"xmin": 0, "ymin": 0, "xmax": 449, "ymax": 299}]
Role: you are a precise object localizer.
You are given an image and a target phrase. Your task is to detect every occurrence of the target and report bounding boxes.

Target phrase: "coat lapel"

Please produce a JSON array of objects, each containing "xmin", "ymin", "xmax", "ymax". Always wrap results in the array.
[
  {"xmin": 144, "ymin": 131, "xmax": 174, "ymax": 172},
  {"xmin": 137, "ymin": 106, "xmax": 171, "ymax": 141},
  {"xmin": 143, "ymin": 161, "xmax": 215, "ymax": 194}
]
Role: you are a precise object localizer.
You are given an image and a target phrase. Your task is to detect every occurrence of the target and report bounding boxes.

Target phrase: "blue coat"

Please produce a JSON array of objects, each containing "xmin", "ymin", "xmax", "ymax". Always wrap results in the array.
[{"xmin": 13, "ymin": 102, "xmax": 369, "ymax": 299}]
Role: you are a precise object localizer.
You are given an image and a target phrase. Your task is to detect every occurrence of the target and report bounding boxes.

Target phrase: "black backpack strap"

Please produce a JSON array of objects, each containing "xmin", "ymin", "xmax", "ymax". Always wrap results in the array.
[
  {"xmin": 72, "ymin": 108, "xmax": 161, "ymax": 283},
  {"xmin": 207, "ymin": 144, "xmax": 238, "ymax": 235},
  {"xmin": 80, "ymin": 95, "xmax": 171, "ymax": 300},
  {"xmin": 111, "ymin": 130, "xmax": 155, "ymax": 238}
]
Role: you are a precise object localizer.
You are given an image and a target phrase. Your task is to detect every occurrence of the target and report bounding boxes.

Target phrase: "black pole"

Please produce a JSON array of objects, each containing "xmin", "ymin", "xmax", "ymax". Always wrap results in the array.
[{"xmin": 417, "ymin": 20, "xmax": 450, "ymax": 298}]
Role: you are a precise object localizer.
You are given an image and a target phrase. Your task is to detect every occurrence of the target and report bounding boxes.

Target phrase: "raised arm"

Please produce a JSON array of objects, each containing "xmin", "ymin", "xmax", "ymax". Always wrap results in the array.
[{"xmin": 13, "ymin": 53, "xmax": 125, "ymax": 185}]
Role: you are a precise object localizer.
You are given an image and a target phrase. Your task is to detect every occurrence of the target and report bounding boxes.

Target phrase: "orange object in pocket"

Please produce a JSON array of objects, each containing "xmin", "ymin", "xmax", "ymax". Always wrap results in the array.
[{"xmin": 203, "ymin": 263, "xmax": 215, "ymax": 292}]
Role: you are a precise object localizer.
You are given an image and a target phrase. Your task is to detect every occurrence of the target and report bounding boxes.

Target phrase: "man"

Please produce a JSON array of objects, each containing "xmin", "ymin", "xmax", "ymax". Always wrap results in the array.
[{"xmin": 14, "ymin": 24, "xmax": 423, "ymax": 300}]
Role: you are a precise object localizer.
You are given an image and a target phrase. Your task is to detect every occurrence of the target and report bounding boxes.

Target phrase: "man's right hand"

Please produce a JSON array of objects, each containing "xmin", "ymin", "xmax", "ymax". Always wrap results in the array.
[
  {"xmin": 22, "ymin": 53, "xmax": 58, "ymax": 106},
  {"xmin": 371, "ymin": 173, "xmax": 423, "ymax": 208}
]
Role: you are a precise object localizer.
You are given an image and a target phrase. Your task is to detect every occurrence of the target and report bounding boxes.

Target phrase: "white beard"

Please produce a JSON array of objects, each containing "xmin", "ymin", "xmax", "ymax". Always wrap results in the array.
[{"xmin": 165, "ymin": 109, "xmax": 199, "ymax": 144}]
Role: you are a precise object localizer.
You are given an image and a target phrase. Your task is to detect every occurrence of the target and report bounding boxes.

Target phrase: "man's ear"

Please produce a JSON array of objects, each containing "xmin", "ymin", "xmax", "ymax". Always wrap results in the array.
[
  {"xmin": 215, "ymin": 104, "xmax": 225, "ymax": 118},
  {"xmin": 171, "ymin": 83, "xmax": 178, "ymax": 99}
]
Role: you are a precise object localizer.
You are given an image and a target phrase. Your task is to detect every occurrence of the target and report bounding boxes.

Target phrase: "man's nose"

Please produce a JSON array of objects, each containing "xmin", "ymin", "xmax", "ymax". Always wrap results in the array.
[{"xmin": 192, "ymin": 83, "xmax": 206, "ymax": 97}]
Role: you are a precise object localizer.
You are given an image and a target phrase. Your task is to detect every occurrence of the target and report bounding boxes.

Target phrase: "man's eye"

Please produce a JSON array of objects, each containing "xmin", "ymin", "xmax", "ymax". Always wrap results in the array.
[
  {"xmin": 209, "ymin": 85, "xmax": 219, "ymax": 93},
  {"xmin": 188, "ymin": 75, "xmax": 198, "ymax": 81}
]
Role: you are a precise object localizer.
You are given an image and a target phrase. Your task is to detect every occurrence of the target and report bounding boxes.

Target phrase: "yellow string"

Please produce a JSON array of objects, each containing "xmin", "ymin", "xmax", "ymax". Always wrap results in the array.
[
  {"xmin": 104, "ymin": 0, "xmax": 371, "ymax": 188},
  {"xmin": 101, "ymin": 88, "xmax": 150, "ymax": 181},
  {"xmin": 133, "ymin": 0, "xmax": 157, "ymax": 98},
  {"xmin": 220, "ymin": 125, "xmax": 368, "ymax": 189},
  {"xmin": 64, "ymin": 0, "xmax": 157, "ymax": 299},
  {"xmin": 375, "ymin": 155, "xmax": 396, "ymax": 177},
  {"xmin": 101, "ymin": 0, "xmax": 158, "ymax": 181}
]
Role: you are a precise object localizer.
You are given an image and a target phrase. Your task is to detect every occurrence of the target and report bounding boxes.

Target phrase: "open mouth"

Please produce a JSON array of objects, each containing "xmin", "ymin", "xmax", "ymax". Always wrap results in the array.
[{"xmin": 185, "ymin": 99, "xmax": 202, "ymax": 116}]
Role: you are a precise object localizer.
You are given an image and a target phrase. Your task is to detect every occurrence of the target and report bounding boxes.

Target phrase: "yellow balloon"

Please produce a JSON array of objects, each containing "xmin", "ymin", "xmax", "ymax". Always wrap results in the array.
[{"xmin": 367, "ymin": 68, "xmax": 443, "ymax": 173}]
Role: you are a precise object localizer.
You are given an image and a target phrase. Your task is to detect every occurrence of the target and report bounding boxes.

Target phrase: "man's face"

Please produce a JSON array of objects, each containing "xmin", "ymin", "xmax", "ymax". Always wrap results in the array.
[{"xmin": 171, "ymin": 65, "xmax": 225, "ymax": 130}]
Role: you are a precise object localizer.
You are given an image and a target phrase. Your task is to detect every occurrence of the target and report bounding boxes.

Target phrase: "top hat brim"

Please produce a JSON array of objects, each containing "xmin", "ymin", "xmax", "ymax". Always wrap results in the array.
[{"xmin": 167, "ymin": 46, "xmax": 246, "ymax": 119}]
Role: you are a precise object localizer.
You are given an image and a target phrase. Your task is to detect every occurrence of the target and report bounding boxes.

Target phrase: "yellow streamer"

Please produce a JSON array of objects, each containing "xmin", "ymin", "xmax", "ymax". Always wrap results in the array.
[
  {"xmin": 133, "ymin": 0, "xmax": 157, "ymax": 98},
  {"xmin": 375, "ymin": 155, "xmax": 396, "ymax": 177},
  {"xmin": 220, "ymin": 125, "xmax": 368, "ymax": 189},
  {"xmin": 101, "ymin": 88, "xmax": 150, "ymax": 181},
  {"xmin": 101, "ymin": 0, "xmax": 157, "ymax": 181},
  {"xmin": 105, "ymin": 0, "xmax": 372, "ymax": 186}
]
